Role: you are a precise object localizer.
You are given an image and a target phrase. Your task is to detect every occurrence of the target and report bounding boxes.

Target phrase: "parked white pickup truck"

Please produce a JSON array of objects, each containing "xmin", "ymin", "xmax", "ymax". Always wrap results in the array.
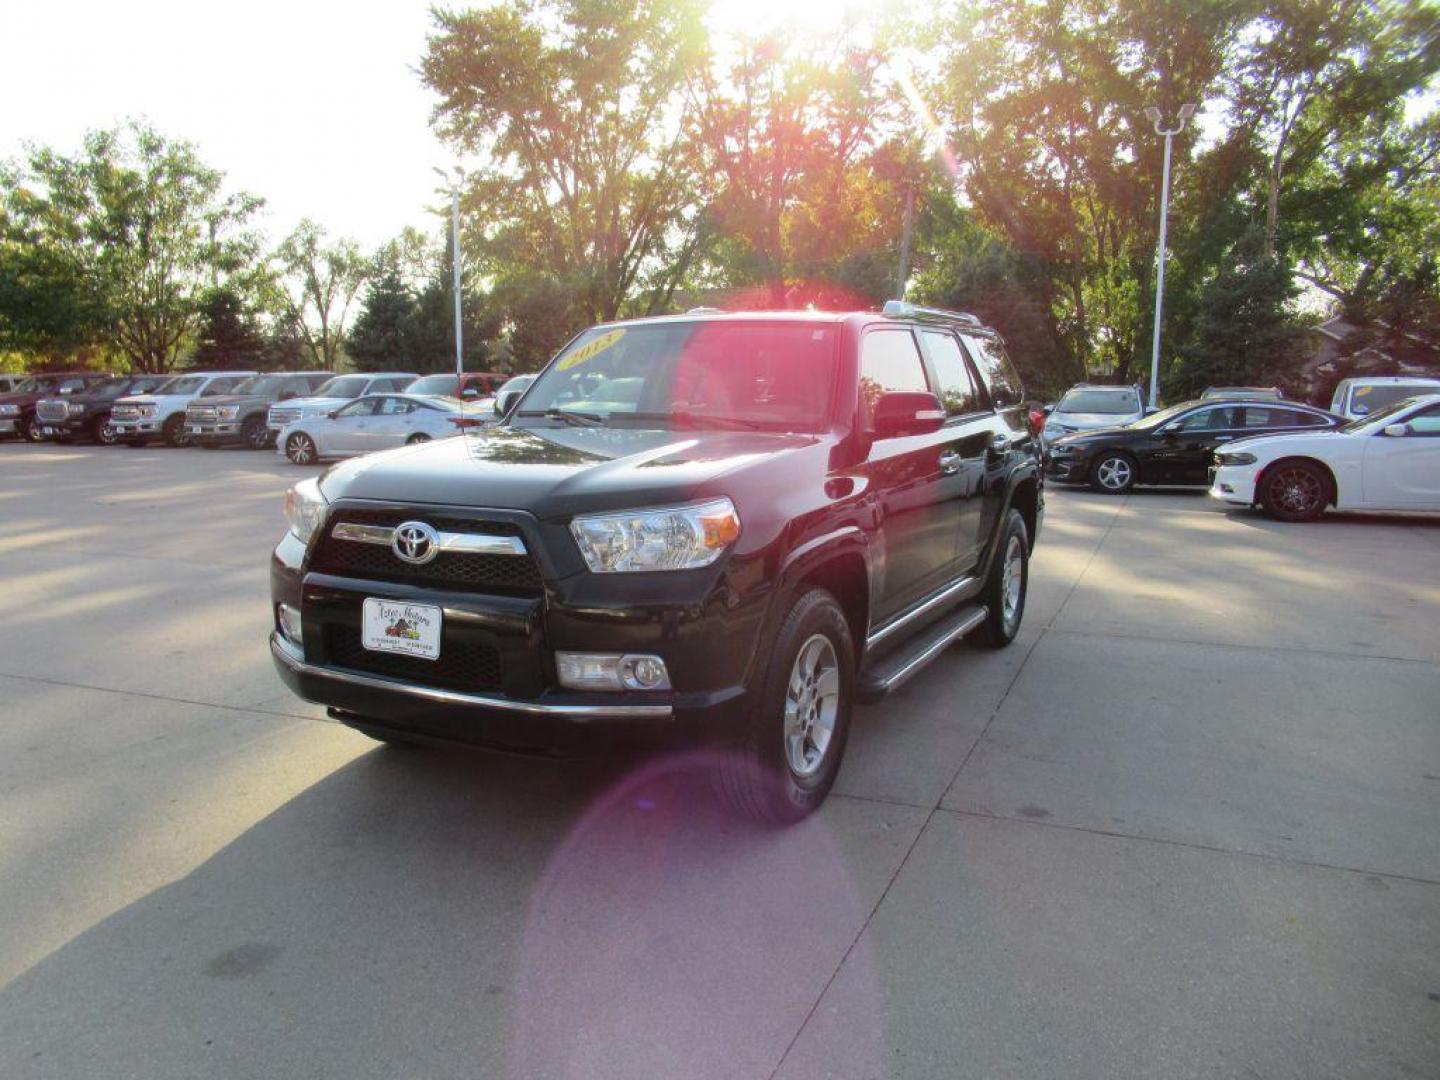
[{"xmin": 109, "ymin": 370, "xmax": 257, "ymax": 447}]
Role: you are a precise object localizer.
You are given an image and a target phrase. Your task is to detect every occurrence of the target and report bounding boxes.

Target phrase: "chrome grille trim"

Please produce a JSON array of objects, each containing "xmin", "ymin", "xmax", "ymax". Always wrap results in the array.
[
  {"xmin": 331, "ymin": 521, "xmax": 528, "ymax": 557},
  {"xmin": 36, "ymin": 400, "xmax": 69, "ymax": 422}
]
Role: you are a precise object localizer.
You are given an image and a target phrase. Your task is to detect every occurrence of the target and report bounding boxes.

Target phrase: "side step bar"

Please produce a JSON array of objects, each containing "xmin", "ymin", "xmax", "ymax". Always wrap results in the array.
[{"xmin": 857, "ymin": 605, "xmax": 988, "ymax": 702}]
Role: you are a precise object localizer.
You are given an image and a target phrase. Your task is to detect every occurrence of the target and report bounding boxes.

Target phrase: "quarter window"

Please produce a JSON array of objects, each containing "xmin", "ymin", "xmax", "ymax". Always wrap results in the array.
[
  {"xmin": 860, "ymin": 330, "xmax": 928, "ymax": 423},
  {"xmin": 920, "ymin": 330, "xmax": 981, "ymax": 416},
  {"xmin": 959, "ymin": 334, "xmax": 1023, "ymax": 407}
]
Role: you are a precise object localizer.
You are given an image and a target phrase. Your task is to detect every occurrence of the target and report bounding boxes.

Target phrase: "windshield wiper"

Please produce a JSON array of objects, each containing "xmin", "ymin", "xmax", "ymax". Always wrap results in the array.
[
  {"xmin": 621, "ymin": 410, "xmax": 768, "ymax": 431},
  {"xmin": 518, "ymin": 407, "xmax": 608, "ymax": 427}
]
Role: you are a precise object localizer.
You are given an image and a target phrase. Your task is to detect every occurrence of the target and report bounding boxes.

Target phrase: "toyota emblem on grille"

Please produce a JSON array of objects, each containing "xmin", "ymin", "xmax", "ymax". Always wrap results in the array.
[{"xmin": 392, "ymin": 521, "xmax": 440, "ymax": 565}]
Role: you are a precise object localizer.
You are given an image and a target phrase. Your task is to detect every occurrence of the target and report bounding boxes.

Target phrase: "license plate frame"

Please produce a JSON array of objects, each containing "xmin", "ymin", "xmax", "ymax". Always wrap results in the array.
[{"xmin": 361, "ymin": 598, "xmax": 442, "ymax": 661}]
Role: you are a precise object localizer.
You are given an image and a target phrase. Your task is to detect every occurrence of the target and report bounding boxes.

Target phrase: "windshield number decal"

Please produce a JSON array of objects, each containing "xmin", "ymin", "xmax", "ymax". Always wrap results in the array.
[{"xmin": 557, "ymin": 329, "xmax": 625, "ymax": 372}]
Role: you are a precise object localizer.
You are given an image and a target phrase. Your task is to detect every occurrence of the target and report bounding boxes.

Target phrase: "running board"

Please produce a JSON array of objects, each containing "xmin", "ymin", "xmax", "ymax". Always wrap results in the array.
[{"xmin": 857, "ymin": 605, "xmax": 988, "ymax": 702}]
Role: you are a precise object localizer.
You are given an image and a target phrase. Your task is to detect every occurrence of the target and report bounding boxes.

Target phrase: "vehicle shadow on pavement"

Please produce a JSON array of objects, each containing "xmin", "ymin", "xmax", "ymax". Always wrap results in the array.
[{"xmin": 1, "ymin": 741, "xmax": 908, "ymax": 1080}]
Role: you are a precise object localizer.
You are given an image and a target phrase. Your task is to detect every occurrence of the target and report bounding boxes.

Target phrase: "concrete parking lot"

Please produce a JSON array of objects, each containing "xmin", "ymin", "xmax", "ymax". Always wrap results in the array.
[{"xmin": 1, "ymin": 443, "xmax": 1437, "ymax": 1080}]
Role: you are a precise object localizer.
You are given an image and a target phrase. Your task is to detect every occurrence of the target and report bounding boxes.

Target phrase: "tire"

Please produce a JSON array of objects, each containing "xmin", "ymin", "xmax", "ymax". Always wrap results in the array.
[
  {"xmin": 972, "ymin": 508, "xmax": 1030, "ymax": 648},
  {"xmin": 241, "ymin": 415, "xmax": 270, "ymax": 450},
  {"xmin": 19, "ymin": 414, "xmax": 43, "ymax": 443},
  {"xmin": 286, "ymin": 431, "xmax": 318, "ymax": 465},
  {"xmin": 1259, "ymin": 459, "xmax": 1329, "ymax": 522},
  {"xmin": 1090, "ymin": 451, "xmax": 1136, "ymax": 493},
  {"xmin": 90, "ymin": 415, "xmax": 118, "ymax": 445},
  {"xmin": 716, "ymin": 589, "xmax": 854, "ymax": 824},
  {"xmin": 161, "ymin": 414, "xmax": 190, "ymax": 448},
  {"xmin": 406, "ymin": 433, "xmax": 431, "ymax": 445}
]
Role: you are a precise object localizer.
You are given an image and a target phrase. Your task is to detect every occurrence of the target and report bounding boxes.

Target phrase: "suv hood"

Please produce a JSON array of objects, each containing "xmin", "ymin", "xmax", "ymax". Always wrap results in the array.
[{"xmin": 319, "ymin": 424, "xmax": 825, "ymax": 519}]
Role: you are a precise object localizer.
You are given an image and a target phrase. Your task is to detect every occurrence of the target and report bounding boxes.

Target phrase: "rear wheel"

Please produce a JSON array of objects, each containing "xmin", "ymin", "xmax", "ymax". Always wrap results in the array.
[
  {"xmin": 241, "ymin": 415, "xmax": 269, "ymax": 450},
  {"xmin": 1259, "ymin": 460, "xmax": 1329, "ymax": 522},
  {"xmin": 972, "ymin": 509, "xmax": 1029, "ymax": 648},
  {"xmin": 406, "ymin": 432, "xmax": 431, "ymax": 445},
  {"xmin": 162, "ymin": 414, "xmax": 190, "ymax": 448},
  {"xmin": 1090, "ymin": 451, "xmax": 1136, "ymax": 493},
  {"xmin": 716, "ymin": 589, "xmax": 853, "ymax": 824},
  {"xmin": 286, "ymin": 432, "xmax": 318, "ymax": 465}
]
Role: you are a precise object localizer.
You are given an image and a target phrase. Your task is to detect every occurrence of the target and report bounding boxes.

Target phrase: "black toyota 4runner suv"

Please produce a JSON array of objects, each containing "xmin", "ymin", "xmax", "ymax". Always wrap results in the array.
[{"xmin": 270, "ymin": 304, "xmax": 1042, "ymax": 821}]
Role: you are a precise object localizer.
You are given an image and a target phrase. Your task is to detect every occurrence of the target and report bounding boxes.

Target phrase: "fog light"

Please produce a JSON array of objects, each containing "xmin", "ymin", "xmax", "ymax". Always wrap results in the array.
[
  {"xmin": 556, "ymin": 652, "xmax": 671, "ymax": 692},
  {"xmin": 277, "ymin": 603, "xmax": 303, "ymax": 646}
]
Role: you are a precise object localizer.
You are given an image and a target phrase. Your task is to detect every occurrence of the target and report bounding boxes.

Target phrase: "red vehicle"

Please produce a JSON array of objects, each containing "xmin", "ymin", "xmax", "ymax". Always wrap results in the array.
[
  {"xmin": 0, "ymin": 372, "xmax": 113, "ymax": 442},
  {"xmin": 404, "ymin": 371, "xmax": 510, "ymax": 400}
]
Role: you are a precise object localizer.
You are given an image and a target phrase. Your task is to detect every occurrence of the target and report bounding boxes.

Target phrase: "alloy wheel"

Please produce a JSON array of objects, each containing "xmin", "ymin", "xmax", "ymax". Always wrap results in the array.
[
  {"xmin": 287, "ymin": 434, "xmax": 316, "ymax": 465},
  {"xmin": 782, "ymin": 634, "xmax": 841, "ymax": 778},
  {"xmin": 1001, "ymin": 534, "xmax": 1025, "ymax": 632},
  {"xmin": 1095, "ymin": 455, "xmax": 1133, "ymax": 491},
  {"xmin": 1270, "ymin": 466, "xmax": 1323, "ymax": 517}
]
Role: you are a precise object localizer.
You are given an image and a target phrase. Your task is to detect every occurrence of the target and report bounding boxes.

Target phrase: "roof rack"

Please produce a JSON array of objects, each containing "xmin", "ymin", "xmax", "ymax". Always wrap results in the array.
[{"xmin": 882, "ymin": 300, "xmax": 983, "ymax": 327}]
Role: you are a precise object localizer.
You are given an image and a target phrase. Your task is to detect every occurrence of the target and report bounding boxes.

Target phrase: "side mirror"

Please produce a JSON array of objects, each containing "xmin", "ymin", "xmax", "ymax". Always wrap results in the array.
[
  {"xmin": 327, "ymin": 410, "xmax": 340, "ymax": 420},
  {"xmin": 1383, "ymin": 423, "xmax": 1409, "ymax": 438},
  {"xmin": 495, "ymin": 390, "xmax": 522, "ymax": 416},
  {"xmin": 871, "ymin": 392, "xmax": 946, "ymax": 438}
]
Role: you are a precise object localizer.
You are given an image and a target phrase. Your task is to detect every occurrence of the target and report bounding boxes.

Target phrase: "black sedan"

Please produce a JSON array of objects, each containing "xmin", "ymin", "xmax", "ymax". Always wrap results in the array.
[{"xmin": 1044, "ymin": 399, "xmax": 1344, "ymax": 493}]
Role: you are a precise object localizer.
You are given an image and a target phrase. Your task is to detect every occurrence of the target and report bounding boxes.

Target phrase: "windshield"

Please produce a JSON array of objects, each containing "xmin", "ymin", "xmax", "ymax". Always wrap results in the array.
[
  {"xmin": 313, "ymin": 375, "xmax": 370, "ymax": 398},
  {"xmin": 1340, "ymin": 398, "xmax": 1420, "ymax": 433},
  {"xmin": 14, "ymin": 377, "xmax": 55, "ymax": 393},
  {"xmin": 159, "ymin": 376, "xmax": 204, "ymax": 395},
  {"xmin": 90, "ymin": 381, "xmax": 131, "ymax": 400},
  {"xmin": 1056, "ymin": 389, "xmax": 1141, "ymax": 415},
  {"xmin": 1347, "ymin": 383, "xmax": 1439, "ymax": 415},
  {"xmin": 518, "ymin": 321, "xmax": 838, "ymax": 431},
  {"xmin": 231, "ymin": 375, "xmax": 285, "ymax": 395},
  {"xmin": 407, "ymin": 375, "xmax": 456, "ymax": 395}
]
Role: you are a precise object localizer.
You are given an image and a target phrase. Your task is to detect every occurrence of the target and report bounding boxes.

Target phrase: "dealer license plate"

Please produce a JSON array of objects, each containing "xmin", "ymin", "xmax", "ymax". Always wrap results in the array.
[
  {"xmin": 188, "ymin": 425, "xmax": 203, "ymax": 434},
  {"xmin": 362, "ymin": 598, "xmax": 441, "ymax": 660},
  {"xmin": 0, "ymin": 421, "xmax": 14, "ymax": 433}
]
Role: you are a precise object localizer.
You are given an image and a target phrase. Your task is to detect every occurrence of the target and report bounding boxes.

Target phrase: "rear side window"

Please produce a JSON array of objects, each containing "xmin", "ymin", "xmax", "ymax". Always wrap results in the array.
[
  {"xmin": 919, "ymin": 330, "xmax": 981, "ymax": 416},
  {"xmin": 201, "ymin": 377, "xmax": 239, "ymax": 396},
  {"xmin": 377, "ymin": 396, "xmax": 417, "ymax": 415},
  {"xmin": 1245, "ymin": 407, "xmax": 1326, "ymax": 428},
  {"xmin": 960, "ymin": 334, "xmax": 1024, "ymax": 407},
  {"xmin": 860, "ymin": 330, "xmax": 928, "ymax": 422},
  {"xmin": 1176, "ymin": 406, "xmax": 1239, "ymax": 431}
]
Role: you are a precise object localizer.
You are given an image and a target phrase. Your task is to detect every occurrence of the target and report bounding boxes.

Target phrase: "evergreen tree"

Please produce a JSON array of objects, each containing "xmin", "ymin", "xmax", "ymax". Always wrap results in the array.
[
  {"xmin": 190, "ymin": 287, "xmax": 267, "ymax": 369},
  {"xmin": 347, "ymin": 268, "xmax": 416, "ymax": 371},
  {"xmin": 1170, "ymin": 229, "xmax": 1304, "ymax": 397}
]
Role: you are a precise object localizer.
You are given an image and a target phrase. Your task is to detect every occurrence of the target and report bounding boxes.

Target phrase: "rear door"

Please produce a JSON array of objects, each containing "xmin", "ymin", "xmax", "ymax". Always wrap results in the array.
[
  {"xmin": 1362, "ymin": 403, "xmax": 1440, "ymax": 507},
  {"xmin": 917, "ymin": 329, "xmax": 992, "ymax": 571},
  {"xmin": 366, "ymin": 395, "xmax": 422, "ymax": 448},
  {"xmin": 325, "ymin": 397, "xmax": 380, "ymax": 454},
  {"xmin": 859, "ymin": 327, "xmax": 968, "ymax": 622}
]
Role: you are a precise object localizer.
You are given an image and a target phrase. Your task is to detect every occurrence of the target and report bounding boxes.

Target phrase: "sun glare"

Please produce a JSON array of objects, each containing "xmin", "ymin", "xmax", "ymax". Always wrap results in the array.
[{"xmin": 706, "ymin": 0, "xmax": 882, "ymax": 36}]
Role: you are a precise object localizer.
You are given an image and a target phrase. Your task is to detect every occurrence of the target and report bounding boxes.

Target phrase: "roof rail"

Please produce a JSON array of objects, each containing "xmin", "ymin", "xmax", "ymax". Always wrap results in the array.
[{"xmin": 882, "ymin": 300, "xmax": 983, "ymax": 327}]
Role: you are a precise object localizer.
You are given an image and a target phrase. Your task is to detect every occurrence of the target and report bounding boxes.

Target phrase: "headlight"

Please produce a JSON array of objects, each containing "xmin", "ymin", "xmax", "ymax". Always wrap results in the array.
[
  {"xmin": 283, "ymin": 477, "xmax": 328, "ymax": 543},
  {"xmin": 1049, "ymin": 441, "xmax": 1077, "ymax": 456},
  {"xmin": 570, "ymin": 498, "xmax": 740, "ymax": 573},
  {"xmin": 1214, "ymin": 451, "xmax": 1257, "ymax": 466},
  {"xmin": 217, "ymin": 405, "xmax": 240, "ymax": 420},
  {"xmin": 0, "ymin": 404, "xmax": 18, "ymax": 417}
]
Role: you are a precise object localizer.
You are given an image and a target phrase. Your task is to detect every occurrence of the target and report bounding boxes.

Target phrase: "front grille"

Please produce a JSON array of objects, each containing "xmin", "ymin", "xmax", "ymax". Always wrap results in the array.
[
  {"xmin": 112, "ymin": 404, "xmax": 140, "ymax": 421},
  {"xmin": 36, "ymin": 400, "xmax": 69, "ymax": 422},
  {"xmin": 323, "ymin": 624, "xmax": 502, "ymax": 692},
  {"xmin": 269, "ymin": 407, "xmax": 301, "ymax": 426},
  {"xmin": 309, "ymin": 510, "xmax": 543, "ymax": 594},
  {"xmin": 188, "ymin": 406, "xmax": 217, "ymax": 422}
]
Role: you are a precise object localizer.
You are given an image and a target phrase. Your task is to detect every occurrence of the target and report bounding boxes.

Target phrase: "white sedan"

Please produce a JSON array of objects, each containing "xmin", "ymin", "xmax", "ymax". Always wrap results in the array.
[
  {"xmin": 276, "ymin": 393, "xmax": 476, "ymax": 465},
  {"xmin": 1210, "ymin": 393, "xmax": 1440, "ymax": 520}
]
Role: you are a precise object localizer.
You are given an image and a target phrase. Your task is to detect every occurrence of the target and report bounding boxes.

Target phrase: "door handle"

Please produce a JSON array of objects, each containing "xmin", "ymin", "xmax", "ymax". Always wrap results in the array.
[{"xmin": 938, "ymin": 450, "xmax": 962, "ymax": 475}]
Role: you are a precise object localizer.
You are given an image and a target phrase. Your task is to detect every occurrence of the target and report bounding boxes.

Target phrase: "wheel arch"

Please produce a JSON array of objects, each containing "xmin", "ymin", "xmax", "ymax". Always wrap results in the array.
[{"xmin": 1255, "ymin": 455, "xmax": 1338, "ymax": 508}]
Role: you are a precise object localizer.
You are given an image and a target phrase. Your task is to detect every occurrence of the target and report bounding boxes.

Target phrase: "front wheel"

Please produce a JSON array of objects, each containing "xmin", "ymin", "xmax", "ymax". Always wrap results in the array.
[
  {"xmin": 972, "ymin": 508, "xmax": 1030, "ymax": 648},
  {"xmin": 19, "ymin": 415, "xmax": 43, "ymax": 443},
  {"xmin": 1259, "ymin": 460, "xmax": 1329, "ymax": 522},
  {"xmin": 241, "ymin": 415, "xmax": 270, "ymax": 450},
  {"xmin": 91, "ymin": 415, "xmax": 118, "ymax": 445},
  {"xmin": 162, "ymin": 414, "xmax": 190, "ymax": 447},
  {"xmin": 286, "ymin": 432, "xmax": 318, "ymax": 465},
  {"xmin": 716, "ymin": 589, "xmax": 854, "ymax": 824},
  {"xmin": 405, "ymin": 432, "xmax": 431, "ymax": 445},
  {"xmin": 1090, "ymin": 451, "xmax": 1136, "ymax": 493}
]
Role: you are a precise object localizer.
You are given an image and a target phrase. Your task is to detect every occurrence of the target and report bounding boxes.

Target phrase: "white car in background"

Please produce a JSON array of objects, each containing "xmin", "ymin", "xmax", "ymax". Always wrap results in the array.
[
  {"xmin": 1210, "ymin": 393, "xmax": 1440, "ymax": 521},
  {"xmin": 1041, "ymin": 384, "xmax": 1146, "ymax": 448},
  {"xmin": 1328, "ymin": 376, "xmax": 1440, "ymax": 420},
  {"xmin": 109, "ymin": 370, "xmax": 256, "ymax": 447},
  {"xmin": 265, "ymin": 372, "xmax": 417, "ymax": 434},
  {"xmin": 277, "ymin": 393, "xmax": 476, "ymax": 464}
]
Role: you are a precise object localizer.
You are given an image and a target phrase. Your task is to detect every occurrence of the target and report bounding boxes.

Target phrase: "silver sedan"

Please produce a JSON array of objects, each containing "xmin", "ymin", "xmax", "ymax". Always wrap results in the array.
[{"xmin": 276, "ymin": 393, "xmax": 480, "ymax": 465}]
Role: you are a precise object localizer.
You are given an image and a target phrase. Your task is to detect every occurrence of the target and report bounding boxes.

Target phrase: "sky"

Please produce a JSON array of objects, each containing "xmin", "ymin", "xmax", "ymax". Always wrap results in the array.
[{"xmin": 1, "ymin": 0, "xmax": 452, "ymax": 249}]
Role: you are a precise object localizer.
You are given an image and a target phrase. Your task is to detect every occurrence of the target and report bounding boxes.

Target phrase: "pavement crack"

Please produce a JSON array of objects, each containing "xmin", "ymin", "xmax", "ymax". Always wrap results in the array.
[{"xmin": 0, "ymin": 669, "xmax": 319, "ymax": 723}]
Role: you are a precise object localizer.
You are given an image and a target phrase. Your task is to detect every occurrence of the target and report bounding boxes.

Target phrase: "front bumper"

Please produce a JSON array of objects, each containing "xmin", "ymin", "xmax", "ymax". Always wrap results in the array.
[
  {"xmin": 1043, "ymin": 453, "xmax": 1091, "ymax": 483},
  {"xmin": 187, "ymin": 419, "xmax": 242, "ymax": 441},
  {"xmin": 111, "ymin": 417, "xmax": 162, "ymax": 435},
  {"xmin": 1209, "ymin": 464, "xmax": 1259, "ymax": 506},
  {"xmin": 36, "ymin": 417, "xmax": 92, "ymax": 438}
]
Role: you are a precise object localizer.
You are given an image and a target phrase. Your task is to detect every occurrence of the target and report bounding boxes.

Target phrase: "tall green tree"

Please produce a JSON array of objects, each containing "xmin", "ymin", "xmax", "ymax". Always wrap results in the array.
[
  {"xmin": 272, "ymin": 219, "xmax": 370, "ymax": 370},
  {"xmin": 190, "ymin": 286, "xmax": 267, "ymax": 369},
  {"xmin": 422, "ymin": 0, "xmax": 708, "ymax": 330},
  {"xmin": 0, "ymin": 121, "xmax": 262, "ymax": 371}
]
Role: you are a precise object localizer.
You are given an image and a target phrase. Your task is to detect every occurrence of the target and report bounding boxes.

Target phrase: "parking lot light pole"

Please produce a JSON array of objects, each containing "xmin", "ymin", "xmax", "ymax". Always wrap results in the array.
[
  {"xmin": 433, "ymin": 167, "xmax": 465, "ymax": 379},
  {"xmin": 1144, "ymin": 104, "xmax": 1195, "ymax": 409}
]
